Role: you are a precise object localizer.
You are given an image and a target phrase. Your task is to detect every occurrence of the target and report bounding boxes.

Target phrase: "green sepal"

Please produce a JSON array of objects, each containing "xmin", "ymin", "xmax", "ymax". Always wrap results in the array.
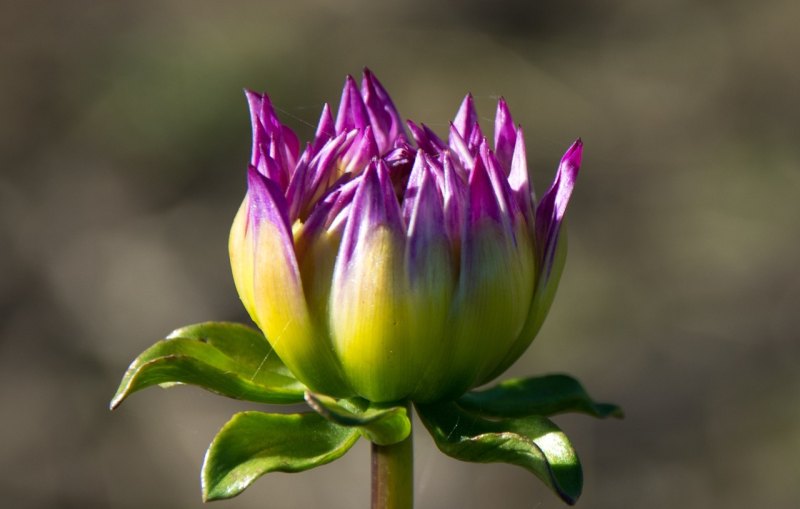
[
  {"xmin": 416, "ymin": 401, "xmax": 582, "ymax": 505},
  {"xmin": 110, "ymin": 322, "xmax": 305, "ymax": 409},
  {"xmin": 305, "ymin": 392, "xmax": 411, "ymax": 446},
  {"xmin": 459, "ymin": 374, "xmax": 623, "ymax": 419},
  {"xmin": 202, "ymin": 411, "xmax": 360, "ymax": 501}
]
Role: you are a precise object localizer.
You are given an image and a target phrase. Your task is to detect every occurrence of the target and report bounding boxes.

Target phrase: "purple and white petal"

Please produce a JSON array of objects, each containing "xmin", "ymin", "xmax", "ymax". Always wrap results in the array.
[
  {"xmin": 451, "ymin": 93, "xmax": 478, "ymax": 143},
  {"xmin": 508, "ymin": 126, "xmax": 533, "ymax": 216},
  {"xmin": 493, "ymin": 98, "xmax": 516, "ymax": 173},
  {"xmin": 313, "ymin": 103, "xmax": 335, "ymax": 152},
  {"xmin": 362, "ymin": 68, "xmax": 406, "ymax": 154},
  {"xmin": 335, "ymin": 75, "xmax": 369, "ymax": 134},
  {"xmin": 535, "ymin": 139, "xmax": 582, "ymax": 274}
]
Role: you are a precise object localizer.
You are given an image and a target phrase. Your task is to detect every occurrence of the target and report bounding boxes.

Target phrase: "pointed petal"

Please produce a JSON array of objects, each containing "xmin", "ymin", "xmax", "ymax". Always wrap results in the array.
[
  {"xmin": 430, "ymin": 158, "xmax": 535, "ymax": 397},
  {"xmin": 245, "ymin": 89, "xmax": 266, "ymax": 166},
  {"xmin": 362, "ymin": 68, "xmax": 406, "ymax": 153},
  {"xmin": 468, "ymin": 156, "xmax": 502, "ymax": 225},
  {"xmin": 245, "ymin": 89, "xmax": 299, "ymax": 180},
  {"xmin": 231, "ymin": 167, "xmax": 349, "ymax": 397},
  {"xmin": 330, "ymin": 162, "xmax": 411, "ymax": 402},
  {"xmin": 341, "ymin": 126, "xmax": 379, "ymax": 176},
  {"xmin": 254, "ymin": 145, "xmax": 283, "ymax": 184},
  {"xmin": 442, "ymin": 152, "xmax": 467, "ymax": 246},
  {"xmin": 487, "ymin": 140, "xmax": 583, "ymax": 381},
  {"xmin": 401, "ymin": 150, "xmax": 428, "ymax": 222},
  {"xmin": 313, "ymin": 103, "xmax": 335, "ymax": 152},
  {"xmin": 508, "ymin": 126, "xmax": 534, "ymax": 224},
  {"xmin": 480, "ymin": 140, "xmax": 517, "ymax": 223},
  {"xmin": 406, "ymin": 165, "xmax": 448, "ymax": 279},
  {"xmin": 407, "ymin": 120, "xmax": 446, "ymax": 155},
  {"xmin": 245, "ymin": 165, "xmax": 292, "ymax": 235},
  {"xmin": 281, "ymin": 125, "xmax": 300, "ymax": 170},
  {"xmin": 494, "ymin": 98, "xmax": 516, "ymax": 173},
  {"xmin": 335, "ymin": 75, "xmax": 369, "ymax": 134},
  {"xmin": 535, "ymin": 139, "xmax": 582, "ymax": 269},
  {"xmin": 448, "ymin": 123, "xmax": 475, "ymax": 171},
  {"xmin": 452, "ymin": 93, "xmax": 478, "ymax": 142},
  {"xmin": 285, "ymin": 149, "xmax": 311, "ymax": 221},
  {"xmin": 290, "ymin": 130, "xmax": 352, "ymax": 218},
  {"xmin": 468, "ymin": 121, "xmax": 484, "ymax": 152},
  {"xmin": 405, "ymin": 166, "xmax": 456, "ymax": 400}
]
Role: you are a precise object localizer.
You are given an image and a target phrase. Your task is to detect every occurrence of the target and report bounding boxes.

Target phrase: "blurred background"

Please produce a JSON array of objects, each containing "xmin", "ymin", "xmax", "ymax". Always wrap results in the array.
[{"xmin": 2, "ymin": 0, "xmax": 798, "ymax": 507}]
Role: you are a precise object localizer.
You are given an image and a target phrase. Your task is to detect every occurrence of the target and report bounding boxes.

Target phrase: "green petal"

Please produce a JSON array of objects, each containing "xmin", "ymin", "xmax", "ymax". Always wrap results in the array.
[
  {"xmin": 202, "ymin": 411, "xmax": 360, "ymax": 501},
  {"xmin": 110, "ymin": 322, "xmax": 305, "ymax": 408},
  {"xmin": 459, "ymin": 374, "xmax": 624, "ymax": 419},
  {"xmin": 305, "ymin": 392, "xmax": 411, "ymax": 446},
  {"xmin": 416, "ymin": 401, "xmax": 582, "ymax": 505}
]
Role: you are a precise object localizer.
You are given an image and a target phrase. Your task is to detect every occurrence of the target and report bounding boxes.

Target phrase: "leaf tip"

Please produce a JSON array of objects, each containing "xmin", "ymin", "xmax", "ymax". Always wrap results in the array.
[{"xmin": 109, "ymin": 385, "xmax": 129, "ymax": 410}]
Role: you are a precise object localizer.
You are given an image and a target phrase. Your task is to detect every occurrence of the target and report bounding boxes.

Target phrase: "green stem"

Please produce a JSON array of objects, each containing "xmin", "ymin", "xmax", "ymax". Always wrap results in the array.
[{"xmin": 371, "ymin": 404, "xmax": 413, "ymax": 509}]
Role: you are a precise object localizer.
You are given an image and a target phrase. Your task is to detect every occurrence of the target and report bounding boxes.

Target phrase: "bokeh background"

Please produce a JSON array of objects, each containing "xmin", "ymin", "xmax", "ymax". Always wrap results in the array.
[{"xmin": 2, "ymin": 0, "xmax": 798, "ymax": 507}]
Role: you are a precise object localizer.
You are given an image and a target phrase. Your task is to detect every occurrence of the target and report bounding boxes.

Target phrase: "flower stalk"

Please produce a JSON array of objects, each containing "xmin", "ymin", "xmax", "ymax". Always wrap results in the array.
[{"xmin": 372, "ymin": 403, "xmax": 413, "ymax": 509}]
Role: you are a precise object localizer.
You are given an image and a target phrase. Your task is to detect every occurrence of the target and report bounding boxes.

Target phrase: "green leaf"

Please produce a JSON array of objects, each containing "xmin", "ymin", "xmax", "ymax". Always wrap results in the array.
[
  {"xmin": 202, "ymin": 411, "xmax": 360, "ymax": 501},
  {"xmin": 458, "ymin": 374, "xmax": 623, "ymax": 419},
  {"xmin": 416, "ymin": 401, "xmax": 583, "ymax": 505},
  {"xmin": 110, "ymin": 322, "xmax": 305, "ymax": 409},
  {"xmin": 304, "ymin": 392, "xmax": 411, "ymax": 446}
]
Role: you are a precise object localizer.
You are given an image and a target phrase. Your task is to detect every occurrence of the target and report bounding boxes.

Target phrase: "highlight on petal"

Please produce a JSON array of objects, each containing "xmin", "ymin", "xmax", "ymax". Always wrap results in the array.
[
  {"xmin": 535, "ymin": 139, "xmax": 582, "ymax": 269},
  {"xmin": 313, "ymin": 103, "xmax": 335, "ymax": 152},
  {"xmin": 427, "ymin": 157, "xmax": 535, "ymax": 399},
  {"xmin": 340, "ymin": 126, "xmax": 379, "ymax": 176},
  {"xmin": 405, "ymin": 165, "xmax": 457, "ymax": 400},
  {"xmin": 329, "ymin": 162, "xmax": 414, "ymax": 402},
  {"xmin": 232, "ymin": 167, "xmax": 350, "ymax": 397},
  {"xmin": 508, "ymin": 126, "xmax": 534, "ymax": 224},
  {"xmin": 441, "ymin": 152, "xmax": 468, "ymax": 248},
  {"xmin": 479, "ymin": 140, "xmax": 517, "ymax": 225},
  {"xmin": 448, "ymin": 123, "xmax": 475, "ymax": 171},
  {"xmin": 494, "ymin": 98, "xmax": 516, "ymax": 173},
  {"xmin": 408, "ymin": 120, "xmax": 447, "ymax": 156},
  {"xmin": 451, "ymin": 93, "xmax": 478, "ymax": 143},
  {"xmin": 335, "ymin": 75, "xmax": 369, "ymax": 134},
  {"xmin": 361, "ymin": 68, "xmax": 406, "ymax": 153},
  {"xmin": 485, "ymin": 140, "xmax": 582, "ymax": 382}
]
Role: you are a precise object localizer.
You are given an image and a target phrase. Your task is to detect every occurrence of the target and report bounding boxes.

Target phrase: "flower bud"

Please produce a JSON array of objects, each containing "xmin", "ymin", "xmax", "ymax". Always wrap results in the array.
[{"xmin": 230, "ymin": 70, "xmax": 581, "ymax": 403}]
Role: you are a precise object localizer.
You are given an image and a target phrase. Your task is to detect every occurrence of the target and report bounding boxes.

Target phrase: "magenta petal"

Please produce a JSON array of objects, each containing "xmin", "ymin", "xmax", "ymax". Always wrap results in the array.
[
  {"xmin": 402, "ymin": 150, "xmax": 428, "ymax": 222},
  {"xmin": 297, "ymin": 130, "xmax": 352, "ymax": 213},
  {"xmin": 442, "ymin": 153, "xmax": 467, "ymax": 244},
  {"xmin": 468, "ymin": 155, "xmax": 503, "ymax": 226},
  {"xmin": 285, "ymin": 150, "xmax": 311, "ymax": 221},
  {"xmin": 406, "ymin": 163, "xmax": 448, "ymax": 276},
  {"xmin": 452, "ymin": 93, "xmax": 478, "ymax": 142},
  {"xmin": 407, "ymin": 120, "xmax": 447, "ymax": 155},
  {"xmin": 338, "ymin": 161, "xmax": 404, "ymax": 265},
  {"xmin": 255, "ymin": 146, "xmax": 287, "ymax": 189},
  {"xmin": 479, "ymin": 141, "xmax": 517, "ymax": 222},
  {"xmin": 535, "ymin": 139, "xmax": 583, "ymax": 271},
  {"xmin": 281, "ymin": 125, "xmax": 300, "ymax": 169},
  {"xmin": 341, "ymin": 126, "xmax": 379, "ymax": 175},
  {"xmin": 246, "ymin": 165, "xmax": 292, "ymax": 241},
  {"xmin": 448, "ymin": 123, "xmax": 475, "ymax": 171},
  {"xmin": 313, "ymin": 103, "xmax": 335, "ymax": 152},
  {"xmin": 335, "ymin": 75, "xmax": 369, "ymax": 134},
  {"xmin": 467, "ymin": 122, "xmax": 484, "ymax": 152},
  {"xmin": 245, "ymin": 90, "xmax": 267, "ymax": 166},
  {"xmin": 493, "ymin": 98, "xmax": 516, "ymax": 173},
  {"xmin": 508, "ymin": 126, "xmax": 534, "ymax": 222},
  {"xmin": 362, "ymin": 68, "xmax": 406, "ymax": 153}
]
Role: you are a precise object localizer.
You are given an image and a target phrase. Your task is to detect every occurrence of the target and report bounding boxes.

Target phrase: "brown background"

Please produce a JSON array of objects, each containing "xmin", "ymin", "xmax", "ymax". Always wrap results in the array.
[{"xmin": 1, "ymin": 0, "xmax": 798, "ymax": 507}]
